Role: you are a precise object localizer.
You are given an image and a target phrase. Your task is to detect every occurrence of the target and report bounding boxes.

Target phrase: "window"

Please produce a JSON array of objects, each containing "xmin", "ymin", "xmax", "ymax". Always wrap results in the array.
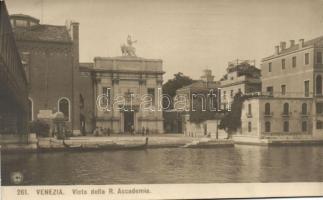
[
  {"xmin": 102, "ymin": 87, "xmax": 111, "ymax": 106},
  {"xmin": 316, "ymin": 102, "xmax": 323, "ymax": 114},
  {"xmin": 230, "ymin": 90, "xmax": 233, "ymax": 97},
  {"xmin": 281, "ymin": 59, "xmax": 285, "ymax": 70},
  {"xmin": 265, "ymin": 121, "xmax": 271, "ymax": 132},
  {"xmin": 304, "ymin": 80, "xmax": 309, "ymax": 97},
  {"xmin": 248, "ymin": 104, "xmax": 252, "ymax": 115},
  {"xmin": 15, "ymin": 19, "xmax": 28, "ymax": 27},
  {"xmin": 265, "ymin": 103, "xmax": 271, "ymax": 115},
  {"xmin": 317, "ymin": 52, "xmax": 322, "ymax": 64},
  {"xmin": 292, "ymin": 56, "xmax": 296, "ymax": 68},
  {"xmin": 281, "ymin": 85, "xmax": 286, "ymax": 95},
  {"xmin": 301, "ymin": 103, "xmax": 307, "ymax": 115},
  {"xmin": 283, "ymin": 121, "xmax": 289, "ymax": 132},
  {"xmin": 302, "ymin": 121, "xmax": 307, "ymax": 132},
  {"xmin": 223, "ymin": 91, "xmax": 226, "ymax": 99},
  {"xmin": 283, "ymin": 103, "xmax": 289, "ymax": 115},
  {"xmin": 267, "ymin": 86, "xmax": 274, "ymax": 96},
  {"xmin": 248, "ymin": 122, "xmax": 252, "ymax": 132},
  {"xmin": 317, "ymin": 120, "xmax": 323, "ymax": 129},
  {"xmin": 148, "ymin": 88, "xmax": 155, "ymax": 105},
  {"xmin": 305, "ymin": 53, "xmax": 309, "ymax": 65},
  {"xmin": 268, "ymin": 62, "xmax": 272, "ymax": 72},
  {"xmin": 316, "ymin": 75, "xmax": 322, "ymax": 95},
  {"xmin": 58, "ymin": 98, "xmax": 70, "ymax": 121}
]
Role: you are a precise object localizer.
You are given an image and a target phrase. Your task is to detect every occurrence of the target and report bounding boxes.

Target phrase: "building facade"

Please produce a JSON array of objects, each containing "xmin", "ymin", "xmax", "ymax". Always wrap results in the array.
[
  {"xmin": 240, "ymin": 97, "xmax": 313, "ymax": 139},
  {"xmin": 219, "ymin": 60, "xmax": 261, "ymax": 110},
  {"xmin": 175, "ymin": 69, "xmax": 220, "ymax": 111},
  {"xmin": 10, "ymin": 14, "xmax": 81, "ymax": 135},
  {"xmin": 239, "ymin": 36, "xmax": 323, "ymax": 140},
  {"xmin": 171, "ymin": 70, "xmax": 221, "ymax": 134},
  {"xmin": 80, "ymin": 56, "xmax": 164, "ymax": 134}
]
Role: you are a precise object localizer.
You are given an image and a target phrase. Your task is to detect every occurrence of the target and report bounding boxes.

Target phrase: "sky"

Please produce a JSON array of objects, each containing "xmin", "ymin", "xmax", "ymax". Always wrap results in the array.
[{"xmin": 6, "ymin": 0, "xmax": 323, "ymax": 81}]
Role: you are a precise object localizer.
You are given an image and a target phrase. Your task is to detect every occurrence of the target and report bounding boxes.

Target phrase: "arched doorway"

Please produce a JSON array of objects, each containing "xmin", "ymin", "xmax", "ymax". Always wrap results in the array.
[{"xmin": 58, "ymin": 98, "xmax": 70, "ymax": 121}]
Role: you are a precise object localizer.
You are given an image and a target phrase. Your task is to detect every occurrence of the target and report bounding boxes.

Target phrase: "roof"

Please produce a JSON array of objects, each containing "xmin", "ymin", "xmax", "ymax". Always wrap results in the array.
[
  {"xmin": 94, "ymin": 56, "xmax": 162, "ymax": 62},
  {"xmin": 263, "ymin": 35, "xmax": 323, "ymax": 60},
  {"xmin": 177, "ymin": 80, "xmax": 220, "ymax": 93},
  {"xmin": 12, "ymin": 24, "xmax": 71, "ymax": 43}
]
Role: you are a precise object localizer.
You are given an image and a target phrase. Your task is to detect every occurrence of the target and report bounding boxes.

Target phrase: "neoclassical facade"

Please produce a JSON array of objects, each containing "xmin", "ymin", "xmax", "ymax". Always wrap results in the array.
[{"xmin": 80, "ymin": 56, "xmax": 164, "ymax": 134}]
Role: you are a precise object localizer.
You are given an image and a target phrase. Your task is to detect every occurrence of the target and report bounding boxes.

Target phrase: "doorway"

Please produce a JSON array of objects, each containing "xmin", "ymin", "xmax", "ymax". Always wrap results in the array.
[{"xmin": 124, "ymin": 111, "xmax": 134, "ymax": 133}]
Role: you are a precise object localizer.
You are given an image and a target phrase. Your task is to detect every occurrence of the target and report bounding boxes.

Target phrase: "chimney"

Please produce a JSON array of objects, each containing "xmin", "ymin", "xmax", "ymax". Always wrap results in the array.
[
  {"xmin": 280, "ymin": 41, "xmax": 286, "ymax": 51},
  {"xmin": 275, "ymin": 45, "xmax": 280, "ymax": 55},
  {"xmin": 299, "ymin": 39, "xmax": 304, "ymax": 48},
  {"xmin": 290, "ymin": 40, "xmax": 295, "ymax": 47},
  {"xmin": 66, "ymin": 20, "xmax": 79, "ymax": 62}
]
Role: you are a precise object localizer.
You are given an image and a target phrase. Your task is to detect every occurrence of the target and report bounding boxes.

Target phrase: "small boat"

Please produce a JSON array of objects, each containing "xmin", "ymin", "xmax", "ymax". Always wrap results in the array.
[{"xmin": 62, "ymin": 140, "xmax": 83, "ymax": 151}]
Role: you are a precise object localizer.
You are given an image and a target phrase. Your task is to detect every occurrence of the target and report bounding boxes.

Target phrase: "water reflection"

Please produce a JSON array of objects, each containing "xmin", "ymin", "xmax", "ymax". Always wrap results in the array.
[{"xmin": 2, "ymin": 146, "xmax": 323, "ymax": 185}]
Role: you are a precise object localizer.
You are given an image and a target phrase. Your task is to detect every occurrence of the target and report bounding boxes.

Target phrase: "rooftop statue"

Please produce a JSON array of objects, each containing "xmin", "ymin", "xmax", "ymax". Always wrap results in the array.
[{"xmin": 121, "ymin": 35, "xmax": 137, "ymax": 57}]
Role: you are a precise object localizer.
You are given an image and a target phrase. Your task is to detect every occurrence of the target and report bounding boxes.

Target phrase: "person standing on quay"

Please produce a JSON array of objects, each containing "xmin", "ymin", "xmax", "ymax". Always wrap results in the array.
[{"xmin": 142, "ymin": 127, "xmax": 145, "ymax": 136}]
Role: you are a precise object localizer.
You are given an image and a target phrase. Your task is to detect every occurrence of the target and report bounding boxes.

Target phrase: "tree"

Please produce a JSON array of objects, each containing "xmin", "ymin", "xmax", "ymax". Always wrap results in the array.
[
  {"xmin": 219, "ymin": 91, "xmax": 249, "ymax": 136},
  {"xmin": 28, "ymin": 120, "xmax": 50, "ymax": 137},
  {"xmin": 162, "ymin": 72, "xmax": 194, "ymax": 109}
]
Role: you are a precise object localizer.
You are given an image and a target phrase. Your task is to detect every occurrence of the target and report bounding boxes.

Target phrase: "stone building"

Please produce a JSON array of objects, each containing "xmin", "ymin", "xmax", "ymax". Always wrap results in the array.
[
  {"xmin": 80, "ymin": 55, "xmax": 164, "ymax": 134},
  {"xmin": 239, "ymin": 97, "xmax": 313, "ymax": 142},
  {"xmin": 219, "ymin": 60, "xmax": 261, "ymax": 110},
  {"xmin": 0, "ymin": 2, "xmax": 29, "ymax": 143},
  {"xmin": 10, "ymin": 14, "xmax": 81, "ymax": 135},
  {"xmin": 237, "ymin": 36, "xmax": 323, "ymax": 143},
  {"xmin": 175, "ymin": 69, "xmax": 220, "ymax": 111},
  {"xmin": 169, "ymin": 70, "xmax": 221, "ymax": 134}
]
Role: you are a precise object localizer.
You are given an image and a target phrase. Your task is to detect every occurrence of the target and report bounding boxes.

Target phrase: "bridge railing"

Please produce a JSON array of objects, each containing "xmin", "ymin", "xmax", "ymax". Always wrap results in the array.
[{"xmin": 0, "ymin": 1, "xmax": 28, "ymax": 109}]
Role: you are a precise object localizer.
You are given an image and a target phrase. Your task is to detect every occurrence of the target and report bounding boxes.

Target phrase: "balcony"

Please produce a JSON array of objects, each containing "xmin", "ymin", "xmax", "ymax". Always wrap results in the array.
[
  {"xmin": 246, "ymin": 113, "xmax": 252, "ymax": 118},
  {"xmin": 281, "ymin": 112, "xmax": 292, "ymax": 117},
  {"xmin": 264, "ymin": 112, "xmax": 273, "ymax": 117},
  {"xmin": 300, "ymin": 112, "xmax": 309, "ymax": 117}
]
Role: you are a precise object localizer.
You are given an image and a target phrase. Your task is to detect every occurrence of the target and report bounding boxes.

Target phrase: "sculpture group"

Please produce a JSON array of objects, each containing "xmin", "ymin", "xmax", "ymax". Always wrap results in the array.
[{"xmin": 121, "ymin": 35, "xmax": 137, "ymax": 57}]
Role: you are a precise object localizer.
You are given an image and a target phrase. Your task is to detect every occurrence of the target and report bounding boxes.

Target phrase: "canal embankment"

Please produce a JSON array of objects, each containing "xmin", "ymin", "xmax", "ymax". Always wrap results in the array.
[
  {"xmin": 2, "ymin": 134, "xmax": 323, "ymax": 153},
  {"xmin": 0, "ymin": 135, "xmax": 234, "ymax": 153}
]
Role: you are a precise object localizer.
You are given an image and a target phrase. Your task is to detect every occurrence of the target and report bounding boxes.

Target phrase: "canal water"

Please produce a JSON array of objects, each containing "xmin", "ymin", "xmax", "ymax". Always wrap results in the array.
[{"xmin": 2, "ymin": 145, "xmax": 323, "ymax": 185}]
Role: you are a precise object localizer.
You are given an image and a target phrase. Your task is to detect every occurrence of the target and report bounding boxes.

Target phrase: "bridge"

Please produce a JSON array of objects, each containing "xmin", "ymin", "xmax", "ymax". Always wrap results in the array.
[{"xmin": 0, "ymin": 1, "xmax": 29, "ymax": 143}]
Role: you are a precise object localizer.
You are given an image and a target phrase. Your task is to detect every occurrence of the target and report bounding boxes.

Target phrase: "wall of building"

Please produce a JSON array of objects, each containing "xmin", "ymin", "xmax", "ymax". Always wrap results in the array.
[
  {"xmin": 241, "ymin": 98, "xmax": 314, "ymax": 137},
  {"xmin": 261, "ymin": 47, "xmax": 314, "ymax": 97},
  {"xmin": 182, "ymin": 115, "xmax": 227, "ymax": 138},
  {"xmin": 241, "ymin": 98, "xmax": 261, "ymax": 136},
  {"xmin": 79, "ymin": 68, "xmax": 94, "ymax": 134},
  {"xmin": 16, "ymin": 41, "xmax": 79, "ymax": 133}
]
